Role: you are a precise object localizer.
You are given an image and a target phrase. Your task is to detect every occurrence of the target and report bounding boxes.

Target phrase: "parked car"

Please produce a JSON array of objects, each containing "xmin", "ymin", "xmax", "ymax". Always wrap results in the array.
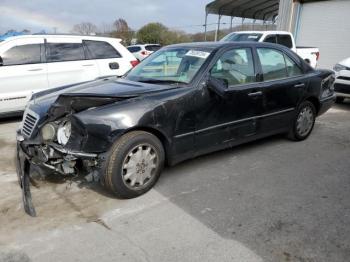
[
  {"xmin": 16, "ymin": 41, "xmax": 335, "ymax": 216},
  {"xmin": 333, "ymin": 57, "xmax": 350, "ymax": 103},
  {"xmin": 0, "ymin": 34, "xmax": 139, "ymax": 117},
  {"xmin": 221, "ymin": 31, "xmax": 320, "ymax": 68},
  {"xmin": 127, "ymin": 44, "xmax": 161, "ymax": 61}
]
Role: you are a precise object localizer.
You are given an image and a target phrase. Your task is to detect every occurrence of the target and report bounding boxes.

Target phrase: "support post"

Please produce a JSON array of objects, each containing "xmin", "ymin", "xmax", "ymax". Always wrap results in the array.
[
  {"xmin": 214, "ymin": 14, "xmax": 222, "ymax": 42},
  {"xmin": 204, "ymin": 12, "xmax": 208, "ymax": 41},
  {"xmin": 230, "ymin": 16, "xmax": 234, "ymax": 31}
]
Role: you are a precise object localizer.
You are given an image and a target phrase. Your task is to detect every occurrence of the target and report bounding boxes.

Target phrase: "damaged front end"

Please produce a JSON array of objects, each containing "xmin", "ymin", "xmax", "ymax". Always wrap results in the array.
[{"xmin": 16, "ymin": 93, "xmax": 133, "ymax": 216}]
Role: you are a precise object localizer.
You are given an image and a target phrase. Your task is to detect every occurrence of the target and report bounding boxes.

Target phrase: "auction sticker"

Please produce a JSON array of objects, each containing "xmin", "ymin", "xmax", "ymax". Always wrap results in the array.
[{"xmin": 185, "ymin": 50, "xmax": 210, "ymax": 59}]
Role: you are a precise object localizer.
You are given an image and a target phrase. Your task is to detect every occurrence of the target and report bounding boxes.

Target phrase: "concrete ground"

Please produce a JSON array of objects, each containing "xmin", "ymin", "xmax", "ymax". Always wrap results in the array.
[{"xmin": 0, "ymin": 102, "xmax": 349, "ymax": 262}]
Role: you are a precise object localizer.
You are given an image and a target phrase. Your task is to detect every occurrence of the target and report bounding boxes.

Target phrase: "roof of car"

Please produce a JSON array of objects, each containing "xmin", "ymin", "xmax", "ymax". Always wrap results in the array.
[
  {"xmin": 127, "ymin": 44, "xmax": 161, "ymax": 47},
  {"xmin": 2, "ymin": 34, "xmax": 122, "ymax": 42},
  {"xmin": 165, "ymin": 41, "xmax": 288, "ymax": 50},
  {"xmin": 227, "ymin": 31, "xmax": 292, "ymax": 35}
]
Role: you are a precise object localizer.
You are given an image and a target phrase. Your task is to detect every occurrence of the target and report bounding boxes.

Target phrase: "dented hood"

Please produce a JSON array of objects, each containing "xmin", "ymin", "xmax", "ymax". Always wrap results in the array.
[{"xmin": 28, "ymin": 77, "xmax": 175, "ymax": 119}]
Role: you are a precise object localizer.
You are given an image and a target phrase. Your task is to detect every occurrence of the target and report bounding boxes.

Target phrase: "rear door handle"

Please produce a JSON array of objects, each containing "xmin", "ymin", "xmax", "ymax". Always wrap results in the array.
[
  {"xmin": 109, "ymin": 62, "xmax": 119, "ymax": 70},
  {"xmin": 294, "ymin": 83, "xmax": 306, "ymax": 88},
  {"xmin": 28, "ymin": 68, "xmax": 43, "ymax": 72},
  {"xmin": 248, "ymin": 91, "xmax": 263, "ymax": 97},
  {"xmin": 82, "ymin": 64, "xmax": 94, "ymax": 67}
]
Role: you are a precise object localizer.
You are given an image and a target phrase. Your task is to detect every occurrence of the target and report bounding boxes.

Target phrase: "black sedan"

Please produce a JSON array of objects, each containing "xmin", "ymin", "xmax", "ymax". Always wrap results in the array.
[{"xmin": 16, "ymin": 42, "xmax": 335, "ymax": 216}]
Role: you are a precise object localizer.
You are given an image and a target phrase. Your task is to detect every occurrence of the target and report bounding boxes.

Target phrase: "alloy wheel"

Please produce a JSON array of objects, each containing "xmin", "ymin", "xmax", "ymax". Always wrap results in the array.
[{"xmin": 121, "ymin": 144, "xmax": 158, "ymax": 190}]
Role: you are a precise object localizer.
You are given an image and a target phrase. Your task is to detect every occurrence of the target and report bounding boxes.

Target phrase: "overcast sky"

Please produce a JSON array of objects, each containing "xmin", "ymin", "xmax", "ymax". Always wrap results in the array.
[{"xmin": 0, "ymin": 0, "xmax": 236, "ymax": 34}]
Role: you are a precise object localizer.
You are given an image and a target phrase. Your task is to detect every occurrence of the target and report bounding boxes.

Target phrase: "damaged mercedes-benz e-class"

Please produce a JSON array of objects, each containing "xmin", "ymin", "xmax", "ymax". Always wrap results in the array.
[{"xmin": 17, "ymin": 42, "xmax": 335, "ymax": 216}]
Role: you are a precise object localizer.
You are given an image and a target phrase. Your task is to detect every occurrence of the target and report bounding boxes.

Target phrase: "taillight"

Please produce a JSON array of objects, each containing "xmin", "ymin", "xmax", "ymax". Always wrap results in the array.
[
  {"xmin": 315, "ymin": 52, "xmax": 320, "ymax": 61},
  {"xmin": 130, "ymin": 60, "xmax": 139, "ymax": 67}
]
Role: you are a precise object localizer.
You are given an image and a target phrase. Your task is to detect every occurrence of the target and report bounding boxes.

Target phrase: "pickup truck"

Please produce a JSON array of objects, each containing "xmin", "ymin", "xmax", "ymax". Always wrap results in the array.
[{"xmin": 221, "ymin": 31, "xmax": 320, "ymax": 68}]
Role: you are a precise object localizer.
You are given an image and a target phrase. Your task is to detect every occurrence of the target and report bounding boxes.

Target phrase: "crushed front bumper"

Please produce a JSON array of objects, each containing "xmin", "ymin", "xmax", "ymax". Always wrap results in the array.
[
  {"xmin": 16, "ymin": 131, "xmax": 101, "ymax": 217},
  {"xmin": 16, "ymin": 135, "xmax": 36, "ymax": 217}
]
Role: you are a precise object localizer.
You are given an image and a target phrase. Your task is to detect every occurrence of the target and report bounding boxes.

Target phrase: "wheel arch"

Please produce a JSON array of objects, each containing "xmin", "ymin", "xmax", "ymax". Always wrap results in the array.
[
  {"xmin": 305, "ymin": 96, "xmax": 320, "ymax": 114},
  {"xmin": 121, "ymin": 126, "xmax": 172, "ymax": 165}
]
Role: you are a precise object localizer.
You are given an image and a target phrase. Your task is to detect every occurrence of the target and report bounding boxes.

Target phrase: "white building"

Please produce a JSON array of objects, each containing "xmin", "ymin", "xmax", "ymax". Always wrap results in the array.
[{"xmin": 205, "ymin": 0, "xmax": 350, "ymax": 69}]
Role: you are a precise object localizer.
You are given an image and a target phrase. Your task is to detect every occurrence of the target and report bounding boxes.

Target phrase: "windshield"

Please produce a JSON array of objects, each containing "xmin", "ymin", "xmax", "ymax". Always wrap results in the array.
[
  {"xmin": 221, "ymin": 33, "xmax": 262, "ymax": 42},
  {"xmin": 126, "ymin": 48, "xmax": 212, "ymax": 84}
]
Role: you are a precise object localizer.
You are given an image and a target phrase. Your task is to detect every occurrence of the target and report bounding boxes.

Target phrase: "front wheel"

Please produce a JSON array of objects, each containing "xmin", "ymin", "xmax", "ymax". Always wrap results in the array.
[
  {"xmin": 103, "ymin": 131, "xmax": 165, "ymax": 198},
  {"xmin": 288, "ymin": 101, "xmax": 316, "ymax": 141}
]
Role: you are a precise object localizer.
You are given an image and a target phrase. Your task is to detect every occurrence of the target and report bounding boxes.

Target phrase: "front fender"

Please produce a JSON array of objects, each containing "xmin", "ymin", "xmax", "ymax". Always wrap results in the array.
[{"xmin": 74, "ymin": 98, "xmax": 159, "ymax": 153}]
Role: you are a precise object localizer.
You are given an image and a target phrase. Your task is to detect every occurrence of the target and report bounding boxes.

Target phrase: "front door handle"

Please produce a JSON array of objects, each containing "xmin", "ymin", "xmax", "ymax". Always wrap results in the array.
[
  {"xmin": 294, "ymin": 83, "xmax": 306, "ymax": 88},
  {"xmin": 248, "ymin": 91, "xmax": 263, "ymax": 97}
]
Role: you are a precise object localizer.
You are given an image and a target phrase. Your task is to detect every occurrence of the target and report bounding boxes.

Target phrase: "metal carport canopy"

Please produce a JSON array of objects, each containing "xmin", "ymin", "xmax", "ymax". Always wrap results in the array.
[{"xmin": 205, "ymin": 0, "xmax": 280, "ymax": 21}]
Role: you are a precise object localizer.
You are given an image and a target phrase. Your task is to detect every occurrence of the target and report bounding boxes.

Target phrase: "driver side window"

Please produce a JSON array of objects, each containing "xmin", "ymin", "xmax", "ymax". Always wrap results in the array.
[{"xmin": 210, "ymin": 48, "xmax": 255, "ymax": 86}]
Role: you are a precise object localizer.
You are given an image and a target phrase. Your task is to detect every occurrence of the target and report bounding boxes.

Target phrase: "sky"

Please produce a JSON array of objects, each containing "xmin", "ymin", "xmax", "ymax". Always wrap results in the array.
[{"xmin": 0, "ymin": 0, "xmax": 236, "ymax": 34}]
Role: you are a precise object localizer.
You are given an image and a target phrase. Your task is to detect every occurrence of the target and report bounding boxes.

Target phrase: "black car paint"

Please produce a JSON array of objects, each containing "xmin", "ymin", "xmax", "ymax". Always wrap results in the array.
[{"xmin": 16, "ymin": 42, "xmax": 335, "ymax": 216}]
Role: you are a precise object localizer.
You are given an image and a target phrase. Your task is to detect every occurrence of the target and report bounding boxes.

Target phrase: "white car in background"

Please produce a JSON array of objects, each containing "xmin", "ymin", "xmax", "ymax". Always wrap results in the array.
[
  {"xmin": 333, "ymin": 57, "xmax": 350, "ymax": 103},
  {"xmin": 127, "ymin": 44, "xmax": 161, "ymax": 61},
  {"xmin": 0, "ymin": 35, "xmax": 138, "ymax": 117},
  {"xmin": 221, "ymin": 31, "xmax": 320, "ymax": 68}
]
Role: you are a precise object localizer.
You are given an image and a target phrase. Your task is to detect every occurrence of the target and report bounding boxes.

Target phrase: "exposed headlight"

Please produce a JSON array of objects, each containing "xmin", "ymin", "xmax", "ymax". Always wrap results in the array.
[
  {"xmin": 57, "ymin": 121, "xmax": 72, "ymax": 145},
  {"xmin": 333, "ymin": 63, "xmax": 346, "ymax": 72},
  {"xmin": 41, "ymin": 123, "xmax": 57, "ymax": 141}
]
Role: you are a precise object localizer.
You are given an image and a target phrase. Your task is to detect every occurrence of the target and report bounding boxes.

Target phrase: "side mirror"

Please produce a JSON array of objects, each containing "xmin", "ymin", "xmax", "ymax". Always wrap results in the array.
[
  {"xmin": 0, "ymin": 56, "xmax": 3, "ymax": 66},
  {"xmin": 207, "ymin": 75, "xmax": 228, "ymax": 98}
]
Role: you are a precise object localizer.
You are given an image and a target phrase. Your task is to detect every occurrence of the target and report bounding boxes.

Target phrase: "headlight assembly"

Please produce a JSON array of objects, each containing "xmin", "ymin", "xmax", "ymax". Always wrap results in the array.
[
  {"xmin": 41, "ymin": 123, "xmax": 57, "ymax": 141},
  {"xmin": 333, "ymin": 63, "xmax": 346, "ymax": 72},
  {"xmin": 57, "ymin": 120, "xmax": 72, "ymax": 145}
]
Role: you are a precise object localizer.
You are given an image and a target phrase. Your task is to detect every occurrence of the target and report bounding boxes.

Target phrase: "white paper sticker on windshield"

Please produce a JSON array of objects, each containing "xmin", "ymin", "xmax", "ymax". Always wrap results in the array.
[
  {"xmin": 185, "ymin": 50, "xmax": 210, "ymax": 59},
  {"xmin": 248, "ymin": 35, "xmax": 259, "ymax": 39}
]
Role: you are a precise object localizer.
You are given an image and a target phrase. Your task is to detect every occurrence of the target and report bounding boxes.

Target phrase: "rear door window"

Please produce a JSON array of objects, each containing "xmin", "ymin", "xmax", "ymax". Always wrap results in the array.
[
  {"xmin": 257, "ymin": 48, "xmax": 288, "ymax": 81},
  {"xmin": 264, "ymin": 35, "xmax": 277, "ymax": 44},
  {"xmin": 284, "ymin": 55, "xmax": 302, "ymax": 76},
  {"xmin": 84, "ymin": 40, "xmax": 121, "ymax": 59},
  {"xmin": 127, "ymin": 46, "xmax": 142, "ymax": 53},
  {"xmin": 46, "ymin": 43, "xmax": 85, "ymax": 62},
  {"xmin": 277, "ymin": 34, "xmax": 293, "ymax": 48},
  {"xmin": 2, "ymin": 44, "xmax": 42, "ymax": 65},
  {"xmin": 145, "ymin": 45, "xmax": 161, "ymax": 52}
]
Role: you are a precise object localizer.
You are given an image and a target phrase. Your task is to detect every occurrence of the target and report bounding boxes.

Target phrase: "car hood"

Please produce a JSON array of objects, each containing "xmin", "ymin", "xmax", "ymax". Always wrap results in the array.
[
  {"xmin": 27, "ymin": 77, "xmax": 176, "ymax": 120},
  {"xmin": 339, "ymin": 57, "xmax": 350, "ymax": 67}
]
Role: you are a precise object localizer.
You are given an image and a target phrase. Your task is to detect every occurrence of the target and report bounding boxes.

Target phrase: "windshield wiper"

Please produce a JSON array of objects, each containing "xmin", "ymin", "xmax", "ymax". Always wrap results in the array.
[{"xmin": 138, "ymin": 79, "xmax": 187, "ymax": 85}]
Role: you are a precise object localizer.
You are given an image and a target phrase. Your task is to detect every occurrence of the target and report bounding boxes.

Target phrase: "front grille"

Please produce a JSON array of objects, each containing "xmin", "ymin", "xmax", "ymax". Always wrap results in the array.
[
  {"xmin": 334, "ymin": 83, "xmax": 350, "ymax": 94},
  {"xmin": 21, "ymin": 111, "xmax": 39, "ymax": 138},
  {"xmin": 337, "ymin": 76, "xmax": 350, "ymax": 81}
]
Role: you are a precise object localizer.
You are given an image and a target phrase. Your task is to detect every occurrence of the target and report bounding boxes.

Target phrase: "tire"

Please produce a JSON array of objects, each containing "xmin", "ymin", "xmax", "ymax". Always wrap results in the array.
[
  {"xmin": 287, "ymin": 101, "xmax": 316, "ymax": 141},
  {"xmin": 335, "ymin": 97, "xmax": 344, "ymax": 103},
  {"xmin": 103, "ymin": 131, "xmax": 165, "ymax": 198}
]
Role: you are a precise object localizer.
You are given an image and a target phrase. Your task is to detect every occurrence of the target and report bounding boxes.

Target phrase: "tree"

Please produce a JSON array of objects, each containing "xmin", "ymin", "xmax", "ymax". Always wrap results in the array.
[
  {"xmin": 136, "ymin": 23, "xmax": 169, "ymax": 45},
  {"xmin": 136, "ymin": 23, "xmax": 193, "ymax": 45},
  {"xmin": 72, "ymin": 22, "xmax": 97, "ymax": 35},
  {"xmin": 111, "ymin": 18, "xmax": 133, "ymax": 45}
]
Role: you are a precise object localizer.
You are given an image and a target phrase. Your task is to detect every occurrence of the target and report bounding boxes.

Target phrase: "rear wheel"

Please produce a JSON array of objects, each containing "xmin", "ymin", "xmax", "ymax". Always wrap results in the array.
[
  {"xmin": 104, "ymin": 131, "xmax": 164, "ymax": 198},
  {"xmin": 288, "ymin": 101, "xmax": 316, "ymax": 141},
  {"xmin": 335, "ymin": 97, "xmax": 344, "ymax": 103}
]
